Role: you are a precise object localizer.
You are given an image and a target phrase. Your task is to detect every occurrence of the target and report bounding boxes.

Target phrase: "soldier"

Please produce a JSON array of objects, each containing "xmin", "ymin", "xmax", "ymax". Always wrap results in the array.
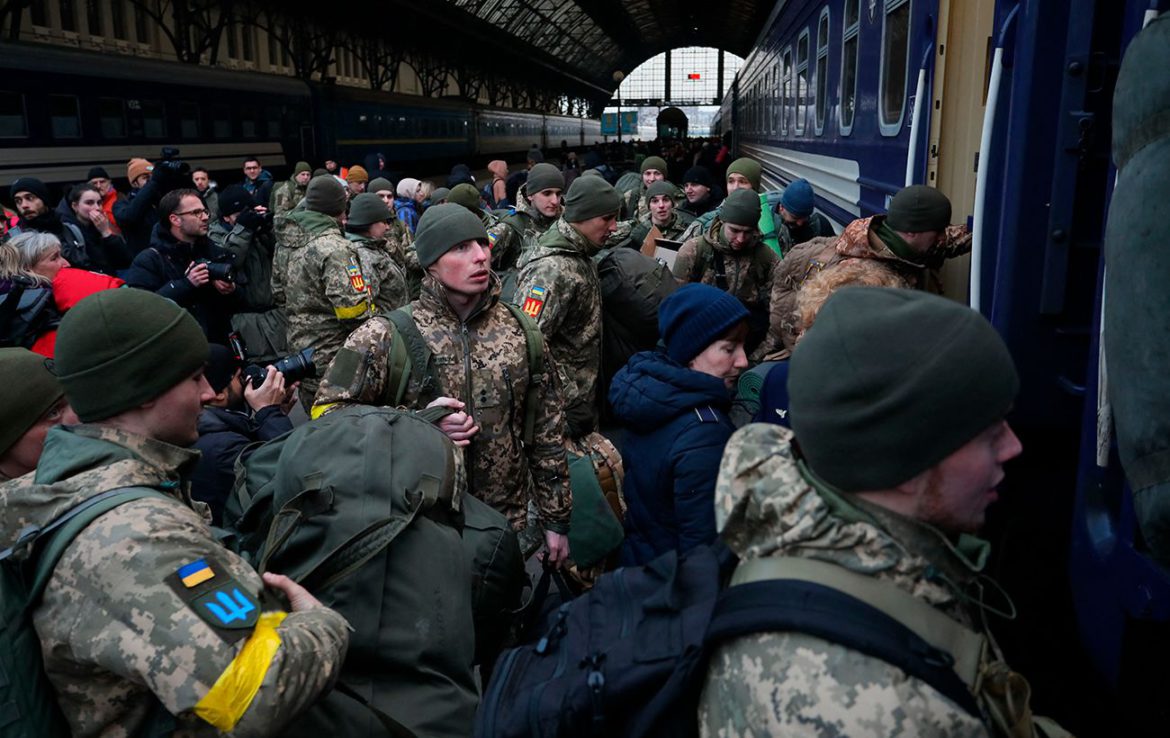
[
  {"xmin": 280, "ymin": 175, "xmax": 376, "ymax": 407},
  {"xmin": 447, "ymin": 182, "xmax": 501, "ymax": 232},
  {"xmin": 679, "ymin": 157, "xmax": 791, "ymax": 256},
  {"xmin": 0, "ymin": 347, "xmax": 78, "ymax": 482},
  {"xmin": 623, "ymin": 180, "xmax": 694, "ymax": 250},
  {"xmin": 0, "ymin": 288, "xmax": 349, "ymax": 736},
  {"xmin": 270, "ymin": 161, "xmax": 312, "ymax": 217},
  {"xmin": 486, "ymin": 162, "xmax": 565, "ymax": 272},
  {"xmin": 513, "ymin": 175, "xmax": 617, "ymax": 442},
  {"xmin": 699, "ymin": 287, "xmax": 1069, "ymax": 738},
  {"xmin": 776, "ymin": 178, "xmax": 836, "ymax": 253},
  {"xmin": 343, "ymin": 193, "xmax": 409, "ymax": 315},
  {"xmin": 314, "ymin": 203, "xmax": 571, "ymax": 562},
  {"xmin": 620, "ymin": 155, "xmax": 668, "ymax": 221},
  {"xmin": 680, "ymin": 165, "xmax": 720, "ymax": 217},
  {"xmin": 672, "ymin": 188, "xmax": 776, "ymax": 354},
  {"xmin": 763, "ymin": 184, "xmax": 972, "ymax": 352},
  {"xmin": 367, "ymin": 177, "xmax": 423, "ymax": 298}
]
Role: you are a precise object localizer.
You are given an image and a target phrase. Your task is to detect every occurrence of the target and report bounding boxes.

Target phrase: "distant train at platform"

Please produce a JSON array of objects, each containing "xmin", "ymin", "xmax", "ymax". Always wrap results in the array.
[{"xmin": 0, "ymin": 41, "xmax": 601, "ymax": 186}]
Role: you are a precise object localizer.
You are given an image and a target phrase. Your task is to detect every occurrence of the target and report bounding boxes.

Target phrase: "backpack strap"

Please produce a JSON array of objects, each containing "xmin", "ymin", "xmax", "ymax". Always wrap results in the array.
[
  {"xmin": 385, "ymin": 306, "xmax": 443, "ymax": 404},
  {"xmin": 710, "ymin": 249, "xmax": 730, "ymax": 291},
  {"xmin": 689, "ymin": 240, "xmax": 712, "ymax": 284},
  {"xmin": 499, "ymin": 301, "xmax": 545, "ymax": 446}
]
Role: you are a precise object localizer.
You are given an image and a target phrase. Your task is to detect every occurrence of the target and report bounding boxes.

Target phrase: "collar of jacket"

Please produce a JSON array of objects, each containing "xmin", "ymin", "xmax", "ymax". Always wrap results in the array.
[
  {"xmin": 152, "ymin": 224, "xmax": 210, "ymax": 258},
  {"xmin": 288, "ymin": 208, "xmax": 342, "ymax": 238},
  {"xmin": 871, "ymin": 215, "xmax": 927, "ymax": 267},
  {"xmin": 36, "ymin": 423, "xmax": 201, "ymax": 489},
  {"xmin": 419, "ymin": 271, "xmax": 501, "ymax": 325},
  {"xmin": 516, "ymin": 189, "xmax": 559, "ymax": 228},
  {"xmin": 705, "ymin": 216, "xmax": 761, "ymax": 256}
]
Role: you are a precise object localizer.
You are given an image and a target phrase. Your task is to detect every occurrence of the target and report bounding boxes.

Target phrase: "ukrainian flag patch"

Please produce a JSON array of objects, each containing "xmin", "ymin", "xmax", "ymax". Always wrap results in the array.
[
  {"xmin": 521, "ymin": 285, "xmax": 547, "ymax": 319},
  {"xmin": 178, "ymin": 559, "xmax": 216, "ymax": 588}
]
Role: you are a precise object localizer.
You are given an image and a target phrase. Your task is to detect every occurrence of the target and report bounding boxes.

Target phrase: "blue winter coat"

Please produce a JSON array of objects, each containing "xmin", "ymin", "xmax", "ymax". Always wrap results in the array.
[
  {"xmin": 608, "ymin": 350, "xmax": 736, "ymax": 566},
  {"xmin": 395, "ymin": 197, "xmax": 419, "ymax": 233}
]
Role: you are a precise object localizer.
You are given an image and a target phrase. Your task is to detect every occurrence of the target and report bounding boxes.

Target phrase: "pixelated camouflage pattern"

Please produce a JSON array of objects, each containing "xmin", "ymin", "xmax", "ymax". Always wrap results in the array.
[
  {"xmin": 487, "ymin": 188, "xmax": 560, "ymax": 272},
  {"xmin": 207, "ymin": 218, "xmax": 275, "ymax": 311},
  {"xmin": 345, "ymin": 232, "xmax": 410, "ymax": 315},
  {"xmin": 270, "ymin": 202, "xmax": 311, "ymax": 309},
  {"xmin": 314, "ymin": 274, "xmax": 571, "ymax": 533},
  {"xmin": 513, "ymin": 218, "xmax": 604, "ymax": 438},
  {"xmin": 672, "ymin": 218, "xmax": 777, "ymax": 313},
  {"xmin": 619, "ymin": 208, "xmax": 697, "ymax": 251},
  {"xmin": 700, "ymin": 423, "xmax": 995, "ymax": 738},
  {"xmin": 270, "ymin": 179, "xmax": 307, "ymax": 218},
  {"xmin": 0, "ymin": 424, "xmax": 349, "ymax": 738},
  {"xmin": 620, "ymin": 187, "xmax": 650, "ymax": 221},
  {"xmin": 281, "ymin": 209, "xmax": 376, "ymax": 405}
]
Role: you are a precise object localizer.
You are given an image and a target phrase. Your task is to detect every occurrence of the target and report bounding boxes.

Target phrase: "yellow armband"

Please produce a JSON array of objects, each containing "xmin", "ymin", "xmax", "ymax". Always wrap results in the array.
[{"xmin": 194, "ymin": 611, "xmax": 287, "ymax": 731}]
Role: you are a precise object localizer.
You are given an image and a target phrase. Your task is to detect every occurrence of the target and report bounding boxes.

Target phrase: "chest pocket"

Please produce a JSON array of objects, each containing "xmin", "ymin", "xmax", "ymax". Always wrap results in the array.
[{"xmin": 470, "ymin": 367, "xmax": 513, "ymax": 442}]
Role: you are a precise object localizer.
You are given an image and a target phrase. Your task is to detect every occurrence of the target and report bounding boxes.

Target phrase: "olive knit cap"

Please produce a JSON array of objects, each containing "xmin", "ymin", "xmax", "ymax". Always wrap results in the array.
[
  {"xmin": 447, "ymin": 183, "xmax": 482, "ymax": 212},
  {"xmin": 0, "ymin": 348, "xmax": 65, "ymax": 456},
  {"xmin": 886, "ymin": 185, "xmax": 952, "ymax": 233},
  {"xmin": 431, "ymin": 186, "xmax": 451, "ymax": 203},
  {"xmin": 368, "ymin": 177, "xmax": 394, "ymax": 194},
  {"xmin": 563, "ymin": 175, "xmax": 620, "ymax": 222},
  {"xmin": 640, "ymin": 156, "xmax": 668, "ymax": 175},
  {"xmin": 525, "ymin": 163, "xmax": 565, "ymax": 194},
  {"xmin": 55, "ymin": 290, "xmax": 209, "ymax": 422},
  {"xmin": 645, "ymin": 180, "xmax": 679, "ymax": 200},
  {"xmin": 414, "ymin": 203, "xmax": 489, "ymax": 268},
  {"xmin": 293, "ymin": 161, "xmax": 312, "ymax": 176},
  {"xmin": 720, "ymin": 189, "xmax": 762, "ymax": 227},
  {"xmin": 788, "ymin": 287, "xmax": 1019, "ymax": 492},
  {"xmin": 304, "ymin": 175, "xmax": 347, "ymax": 216},
  {"xmin": 726, "ymin": 157, "xmax": 762, "ymax": 190},
  {"xmin": 346, "ymin": 165, "xmax": 369, "ymax": 184},
  {"xmin": 347, "ymin": 192, "xmax": 393, "ymax": 227}
]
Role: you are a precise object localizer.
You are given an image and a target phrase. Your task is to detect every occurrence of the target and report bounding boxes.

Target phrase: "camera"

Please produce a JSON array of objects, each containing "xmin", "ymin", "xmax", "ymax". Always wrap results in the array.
[
  {"xmin": 194, "ymin": 258, "xmax": 235, "ymax": 283},
  {"xmin": 241, "ymin": 348, "xmax": 317, "ymax": 389}
]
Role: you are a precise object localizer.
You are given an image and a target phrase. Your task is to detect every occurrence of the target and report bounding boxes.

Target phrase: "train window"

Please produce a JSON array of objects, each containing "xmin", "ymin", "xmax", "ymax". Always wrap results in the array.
[
  {"xmin": 241, "ymin": 105, "xmax": 258, "ymax": 138},
  {"xmin": 141, "ymin": 100, "xmax": 165, "ymax": 138},
  {"xmin": 179, "ymin": 102, "xmax": 199, "ymax": 139},
  {"xmin": 98, "ymin": 98, "xmax": 126, "ymax": 138},
  {"xmin": 212, "ymin": 105, "xmax": 231, "ymax": 139},
  {"xmin": 816, "ymin": 8, "xmax": 830, "ymax": 135},
  {"xmin": 841, "ymin": 0, "xmax": 860, "ymax": 135},
  {"xmin": 797, "ymin": 30, "xmax": 810, "ymax": 135},
  {"xmin": 879, "ymin": 0, "xmax": 911, "ymax": 135},
  {"xmin": 782, "ymin": 48, "xmax": 793, "ymax": 135},
  {"xmin": 48, "ymin": 95, "xmax": 81, "ymax": 139},
  {"xmin": 0, "ymin": 92, "xmax": 28, "ymax": 138}
]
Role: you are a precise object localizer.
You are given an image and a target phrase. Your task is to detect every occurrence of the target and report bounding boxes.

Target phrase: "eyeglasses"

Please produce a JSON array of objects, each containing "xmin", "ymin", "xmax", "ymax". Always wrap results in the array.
[{"xmin": 175, "ymin": 208, "xmax": 209, "ymax": 218}]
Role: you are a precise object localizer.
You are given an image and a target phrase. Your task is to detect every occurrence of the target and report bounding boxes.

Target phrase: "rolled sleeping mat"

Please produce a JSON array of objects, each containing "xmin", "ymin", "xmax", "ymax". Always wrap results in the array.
[{"xmin": 736, "ymin": 361, "xmax": 781, "ymax": 416}]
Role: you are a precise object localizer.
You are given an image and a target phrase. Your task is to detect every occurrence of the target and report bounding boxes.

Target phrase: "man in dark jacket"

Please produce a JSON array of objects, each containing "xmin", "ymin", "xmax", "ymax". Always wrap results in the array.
[
  {"xmin": 190, "ymin": 344, "xmax": 294, "ymax": 525},
  {"xmin": 680, "ymin": 165, "xmax": 722, "ymax": 217},
  {"xmin": 124, "ymin": 188, "xmax": 238, "ymax": 343},
  {"xmin": 8, "ymin": 177, "xmax": 88, "ymax": 268}
]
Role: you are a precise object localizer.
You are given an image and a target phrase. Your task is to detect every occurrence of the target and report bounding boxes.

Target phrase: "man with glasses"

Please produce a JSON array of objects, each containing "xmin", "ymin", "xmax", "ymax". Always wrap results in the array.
[{"xmin": 125, "ymin": 189, "xmax": 238, "ymax": 343}]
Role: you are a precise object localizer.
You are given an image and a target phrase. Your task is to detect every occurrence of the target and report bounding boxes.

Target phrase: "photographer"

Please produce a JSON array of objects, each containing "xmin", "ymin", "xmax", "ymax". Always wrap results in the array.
[
  {"xmin": 191, "ymin": 344, "xmax": 296, "ymax": 525},
  {"xmin": 124, "ymin": 188, "xmax": 239, "ymax": 343},
  {"xmin": 113, "ymin": 150, "xmax": 194, "ymax": 254}
]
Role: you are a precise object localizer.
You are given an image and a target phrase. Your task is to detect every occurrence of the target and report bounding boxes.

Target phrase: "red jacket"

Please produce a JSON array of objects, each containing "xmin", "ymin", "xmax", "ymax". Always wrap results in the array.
[{"xmin": 31, "ymin": 268, "xmax": 124, "ymax": 357}]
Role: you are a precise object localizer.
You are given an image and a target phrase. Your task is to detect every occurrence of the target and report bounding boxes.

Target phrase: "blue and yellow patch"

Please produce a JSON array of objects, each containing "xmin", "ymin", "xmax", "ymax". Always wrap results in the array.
[
  {"xmin": 347, "ymin": 264, "xmax": 366, "ymax": 292},
  {"xmin": 521, "ymin": 285, "xmax": 547, "ymax": 319},
  {"xmin": 167, "ymin": 557, "xmax": 261, "ymax": 643},
  {"xmin": 178, "ymin": 558, "xmax": 215, "ymax": 588}
]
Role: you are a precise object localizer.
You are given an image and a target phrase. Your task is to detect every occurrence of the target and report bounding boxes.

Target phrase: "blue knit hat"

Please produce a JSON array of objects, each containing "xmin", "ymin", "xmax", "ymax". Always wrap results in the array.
[
  {"xmin": 659, "ymin": 284, "xmax": 750, "ymax": 364},
  {"xmin": 781, "ymin": 179, "xmax": 815, "ymax": 218}
]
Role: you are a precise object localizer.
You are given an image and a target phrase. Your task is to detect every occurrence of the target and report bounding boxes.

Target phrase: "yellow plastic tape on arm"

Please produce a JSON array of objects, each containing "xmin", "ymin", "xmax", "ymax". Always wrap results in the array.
[
  {"xmin": 333, "ymin": 302, "xmax": 369, "ymax": 320},
  {"xmin": 194, "ymin": 611, "xmax": 288, "ymax": 731},
  {"xmin": 310, "ymin": 402, "xmax": 337, "ymax": 420}
]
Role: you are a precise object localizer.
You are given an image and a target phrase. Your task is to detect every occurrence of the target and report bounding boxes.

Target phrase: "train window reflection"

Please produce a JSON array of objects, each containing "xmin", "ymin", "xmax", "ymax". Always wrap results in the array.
[
  {"xmin": 782, "ymin": 48, "xmax": 792, "ymax": 135},
  {"xmin": 49, "ymin": 95, "xmax": 81, "ymax": 139},
  {"xmin": 880, "ymin": 0, "xmax": 910, "ymax": 135},
  {"xmin": 841, "ymin": 0, "xmax": 860, "ymax": 135},
  {"xmin": 797, "ymin": 30, "xmax": 810, "ymax": 135},
  {"xmin": 0, "ymin": 91, "xmax": 27, "ymax": 138},
  {"xmin": 816, "ymin": 9, "xmax": 830, "ymax": 134}
]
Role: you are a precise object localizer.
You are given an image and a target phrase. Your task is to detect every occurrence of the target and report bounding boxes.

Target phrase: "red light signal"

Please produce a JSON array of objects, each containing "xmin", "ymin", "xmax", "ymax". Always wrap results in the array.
[{"xmin": 688, "ymin": 73, "xmax": 701, "ymax": 80}]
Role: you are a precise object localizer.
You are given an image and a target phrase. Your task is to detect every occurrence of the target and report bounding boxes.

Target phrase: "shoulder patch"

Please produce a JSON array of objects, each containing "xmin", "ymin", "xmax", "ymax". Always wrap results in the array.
[
  {"xmin": 487, "ymin": 230, "xmax": 498, "ymax": 247},
  {"xmin": 521, "ymin": 285, "xmax": 547, "ymax": 319},
  {"xmin": 347, "ymin": 264, "xmax": 367, "ymax": 292},
  {"xmin": 167, "ymin": 559, "xmax": 261, "ymax": 642}
]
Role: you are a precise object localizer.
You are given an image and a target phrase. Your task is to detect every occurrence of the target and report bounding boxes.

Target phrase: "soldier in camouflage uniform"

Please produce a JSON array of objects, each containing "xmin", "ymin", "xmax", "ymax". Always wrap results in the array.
[
  {"xmin": 619, "ymin": 156, "xmax": 668, "ymax": 221},
  {"xmin": 343, "ymin": 193, "xmax": 409, "ymax": 315},
  {"xmin": 280, "ymin": 175, "xmax": 377, "ymax": 407},
  {"xmin": 700, "ymin": 288, "xmax": 1069, "ymax": 738},
  {"xmin": 672, "ymin": 189, "xmax": 777, "ymax": 354},
  {"xmin": 762, "ymin": 184, "xmax": 972, "ymax": 353},
  {"xmin": 315, "ymin": 203, "xmax": 572, "ymax": 563},
  {"xmin": 0, "ymin": 289, "xmax": 348, "ymax": 736},
  {"xmin": 486, "ymin": 162, "xmax": 565, "ymax": 272},
  {"xmin": 447, "ymin": 182, "xmax": 501, "ymax": 232},
  {"xmin": 620, "ymin": 179, "xmax": 695, "ymax": 251},
  {"xmin": 0, "ymin": 347, "xmax": 78, "ymax": 482},
  {"xmin": 368, "ymin": 177, "xmax": 424, "ymax": 298},
  {"xmin": 512, "ymin": 175, "xmax": 619, "ymax": 440},
  {"xmin": 269, "ymin": 161, "xmax": 311, "ymax": 218}
]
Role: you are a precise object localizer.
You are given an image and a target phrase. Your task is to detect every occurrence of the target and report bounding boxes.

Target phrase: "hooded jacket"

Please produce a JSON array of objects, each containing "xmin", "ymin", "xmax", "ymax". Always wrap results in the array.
[{"xmin": 608, "ymin": 351, "xmax": 734, "ymax": 565}]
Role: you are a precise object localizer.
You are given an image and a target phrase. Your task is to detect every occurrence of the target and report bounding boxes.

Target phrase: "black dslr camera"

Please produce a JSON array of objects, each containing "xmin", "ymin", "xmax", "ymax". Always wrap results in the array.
[
  {"xmin": 194, "ymin": 258, "xmax": 235, "ymax": 283},
  {"xmin": 155, "ymin": 146, "xmax": 191, "ymax": 176},
  {"xmin": 228, "ymin": 332, "xmax": 317, "ymax": 389}
]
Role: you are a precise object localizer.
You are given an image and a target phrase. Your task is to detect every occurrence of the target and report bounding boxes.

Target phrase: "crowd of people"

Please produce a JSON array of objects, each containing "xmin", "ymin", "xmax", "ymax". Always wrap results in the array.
[{"xmin": 0, "ymin": 135, "xmax": 1067, "ymax": 737}]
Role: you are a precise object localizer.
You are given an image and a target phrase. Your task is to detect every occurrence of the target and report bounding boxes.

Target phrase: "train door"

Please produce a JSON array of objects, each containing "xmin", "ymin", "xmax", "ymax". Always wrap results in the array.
[{"xmin": 927, "ymin": 0, "xmax": 995, "ymax": 303}]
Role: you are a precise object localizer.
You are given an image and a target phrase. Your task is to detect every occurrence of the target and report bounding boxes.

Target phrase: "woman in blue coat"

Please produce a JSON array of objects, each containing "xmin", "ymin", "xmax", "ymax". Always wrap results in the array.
[{"xmin": 608, "ymin": 283, "xmax": 750, "ymax": 566}]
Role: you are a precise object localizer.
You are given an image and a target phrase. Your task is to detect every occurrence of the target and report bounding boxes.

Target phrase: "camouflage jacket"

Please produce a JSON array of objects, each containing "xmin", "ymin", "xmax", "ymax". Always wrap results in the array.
[
  {"xmin": 344, "ymin": 232, "xmax": 409, "ymax": 315},
  {"xmin": 763, "ymin": 215, "xmax": 972, "ymax": 352},
  {"xmin": 314, "ymin": 274, "xmax": 571, "ymax": 533},
  {"xmin": 699, "ymin": 424, "xmax": 993, "ymax": 738},
  {"xmin": 621, "ymin": 209, "xmax": 696, "ymax": 251},
  {"xmin": 672, "ymin": 218, "xmax": 777, "ymax": 315},
  {"xmin": 513, "ymin": 219, "xmax": 604, "ymax": 438},
  {"xmin": 281, "ymin": 208, "xmax": 376, "ymax": 402},
  {"xmin": 0, "ymin": 424, "xmax": 349, "ymax": 738},
  {"xmin": 207, "ymin": 218, "xmax": 275, "ymax": 311},
  {"xmin": 269, "ymin": 179, "xmax": 306, "ymax": 218},
  {"xmin": 620, "ymin": 186, "xmax": 649, "ymax": 221},
  {"xmin": 487, "ymin": 188, "xmax": 559, "ymax": 272}
]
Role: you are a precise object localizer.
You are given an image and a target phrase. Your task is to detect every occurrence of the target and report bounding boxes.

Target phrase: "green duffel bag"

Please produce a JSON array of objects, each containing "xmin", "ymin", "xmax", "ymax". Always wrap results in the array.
[
  {"xmin": 461, "ymin": 493, "xmax": 525, "ymax": 670},
  {"xmin": 566, "ymin": 451, "xmax": 625, "ymax": 570},
  {"xmin": 230, "ymin": 308, "xmax": 288, "ymax": 364}
]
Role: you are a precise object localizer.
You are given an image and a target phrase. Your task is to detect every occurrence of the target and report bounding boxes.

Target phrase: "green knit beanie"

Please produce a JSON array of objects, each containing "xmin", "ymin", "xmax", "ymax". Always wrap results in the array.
[
  {"xmin": 347, "ymin": 192, "xmax": 392, "ymax": 227},
  {"xmin": 726, "ymin": 157, "xmax": 762, "ymax": 190},
  {"xmin": 293, "ymin": 161, "xmax": 311, "ymax": 176},
  {"xmin": 368, "ymin": 177, "xmax": 394, "ymax": 194},
  {"xmin": 789, "ymin": 288, "xmax": 1019, "ymax": 492},
  {"xmin": 415, "ymin": 203, "xmax": 489, "ymax": 267},
  {"xmin": 720, "ymin": 189, "xmax": 762, "ymax": 227},
  {"xmin": 304, "ymin": 175, "xmax": 347, "ymax": 216},
  {"xmin": 525, "ymin": 163, "xmax": 565, "ymax": 194},
  {"xmin": 0, "ymin": 348, "xmax": 65, "ymax": 456},
  {"xmin": 886, "ymin": 185, "xmax": 952, "ymax": 233},
  {"xmin": 645, "ymin": 180, "xmax": 679, "ymax": 200},
  {"xmin": 640, "ymin": 156, "xmax": 668, "ymax": 175},
  {"xmin": 55, "ymin": 290, "xmax": 209, "ymax": 422},
  {"xmin": 447, "ymin": 183, "xmax": 482, "ymax": 212},
  {"xmin": 563, "ymin": 176, "xmax": 621, "ymax": 222}
]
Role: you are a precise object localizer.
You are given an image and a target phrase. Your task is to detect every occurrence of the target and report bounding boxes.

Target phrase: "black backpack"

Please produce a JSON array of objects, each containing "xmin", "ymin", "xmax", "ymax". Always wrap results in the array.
[
  {"xmin": 596, "ymin": 248, "xmax": 679, "ymax": 393},
  {"xmin": 475, "ymin": 544, "xmax": 986, "ymax": 738}
]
